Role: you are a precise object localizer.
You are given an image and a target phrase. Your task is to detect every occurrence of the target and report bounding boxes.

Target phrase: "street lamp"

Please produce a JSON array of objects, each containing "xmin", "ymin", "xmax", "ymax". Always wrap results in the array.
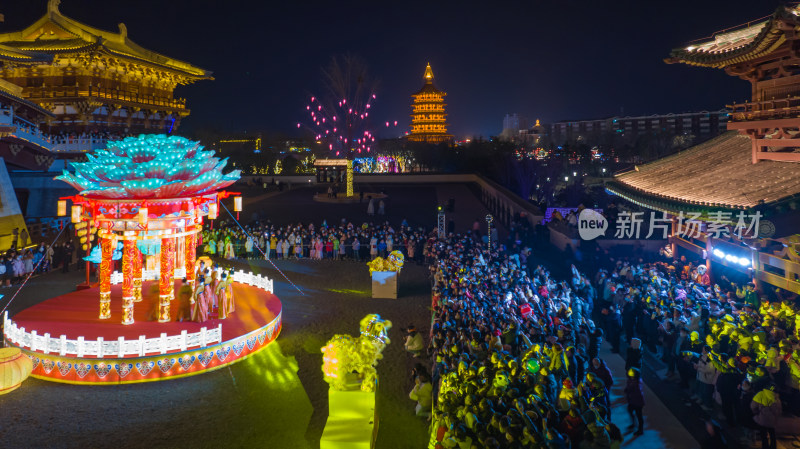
[{"xmin": 485, "ymin": 214, "xmax": 494, "ymax": 249}]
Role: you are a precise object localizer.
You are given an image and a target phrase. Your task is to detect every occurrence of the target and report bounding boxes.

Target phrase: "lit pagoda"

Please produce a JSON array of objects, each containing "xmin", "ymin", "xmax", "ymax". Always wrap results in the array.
[{"xmin": 407, "ymin": 63, "xmax": 452, "ymax": 144}]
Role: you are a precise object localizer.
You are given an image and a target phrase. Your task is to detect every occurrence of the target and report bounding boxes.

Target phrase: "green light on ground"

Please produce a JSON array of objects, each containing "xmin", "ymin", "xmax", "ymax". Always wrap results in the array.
[
  {"xmin": 241, "ymin": 341, "xmax": 300, "ymax": 391},
  {"xmin": 327, "ymin": 288, "xmax": 369, "ymax": 295}
]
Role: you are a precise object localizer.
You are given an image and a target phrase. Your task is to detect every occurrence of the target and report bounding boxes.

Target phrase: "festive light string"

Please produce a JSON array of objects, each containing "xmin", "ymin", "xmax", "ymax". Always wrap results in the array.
[
  {"xmin": 1, "ymin": 224, "xmax": 67, "ymax": 316},
  {"xmin": 219, "ymin": 202, "xmax": 304, "ymax": 296}
]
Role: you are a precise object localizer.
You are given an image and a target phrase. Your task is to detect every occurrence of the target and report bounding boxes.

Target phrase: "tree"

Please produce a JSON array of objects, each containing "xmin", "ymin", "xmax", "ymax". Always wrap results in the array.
[{"xmin": 281, "ymin": 155, "xmax": 299, "ymax": 174}]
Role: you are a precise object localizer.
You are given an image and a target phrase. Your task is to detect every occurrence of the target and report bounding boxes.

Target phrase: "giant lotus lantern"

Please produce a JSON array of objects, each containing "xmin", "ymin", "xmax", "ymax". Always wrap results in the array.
[{"xmin": 56, "ymin": 134, "xmax": 241, "ymax": 325}]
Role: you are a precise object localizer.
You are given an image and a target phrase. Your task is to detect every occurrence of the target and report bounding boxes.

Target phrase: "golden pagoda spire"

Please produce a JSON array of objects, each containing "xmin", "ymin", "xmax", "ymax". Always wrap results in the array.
[{"xmin": 424, "ymin": 62, "xmax": 434, "ymax": 83}]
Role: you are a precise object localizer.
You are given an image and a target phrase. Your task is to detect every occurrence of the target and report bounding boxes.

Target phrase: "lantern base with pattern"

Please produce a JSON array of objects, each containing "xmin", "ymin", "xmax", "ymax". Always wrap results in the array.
[{"xmin": 0, "ymin": 347, "xmax": 33, "ymax": 395}]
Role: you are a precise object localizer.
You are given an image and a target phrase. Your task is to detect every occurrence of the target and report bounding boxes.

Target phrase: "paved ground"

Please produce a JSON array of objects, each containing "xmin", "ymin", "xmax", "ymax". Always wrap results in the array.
[
  {"xmin": 0, "ymin": 258, "xmax": 432, "ymax": 449},
  {"xmin": 600, "ymin": 343, "xmax": 698, "ymax": 448}
]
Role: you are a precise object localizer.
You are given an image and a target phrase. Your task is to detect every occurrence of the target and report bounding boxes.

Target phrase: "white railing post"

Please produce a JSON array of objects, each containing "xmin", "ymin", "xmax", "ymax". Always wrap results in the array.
[
  {"xmin": 43, "ymin": 332, "xmax": 50, "ymax": 354},
  {"xmin": 180, "ymin": 330, "xmax": 187, "ymax": 352},
  {"xmin": 77, "ymin": 336, "xmax": 84, "ymax": 358},
  {"xmin": 97, "ymin": 337, "xmax": 104, "ymax": 358},
  {"xmin": 138, "ymin": 335, "xmax": 145, "ymax": 357},
  {"xmin": 200, "ymin": 327, "xmax": 207, "ymax": 347},
  {"xmin": 30, "ymin": 330, "xmax": 37, "ymax": 352},
  {"xmin": 160, "ymin": 333, "xmax": 167, "ymax": 354},
  {"xmin": 217, "ymin": 324, "xmax": 222, "ymax": 343},
  {"xmin": 59, "ymin": 335, "xmax": 66, "ymax": 356},
  {"xmin": 118, "ymin": 336, "xmax": 125, "ymax": 358}
]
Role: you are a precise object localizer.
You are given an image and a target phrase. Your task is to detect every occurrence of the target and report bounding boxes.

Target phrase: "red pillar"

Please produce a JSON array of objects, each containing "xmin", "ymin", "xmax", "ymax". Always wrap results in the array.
[
  {"xmin": 185, "ymin": 233, "xmax": 196, "ymax": 288},
  {"xmin": 133, "ymin": 245, "xmax": 143, "ymax": 303},
  {"xmin": 98, "ymin": 236, "xmax": 113, "ymax": 319},
  {"xmin": 158, "ymin": 236, "xmax": 175, "ymax": 322},
  {"xmin": 121, "ymin": 239, "xmax": 136, "ymax": 325}
]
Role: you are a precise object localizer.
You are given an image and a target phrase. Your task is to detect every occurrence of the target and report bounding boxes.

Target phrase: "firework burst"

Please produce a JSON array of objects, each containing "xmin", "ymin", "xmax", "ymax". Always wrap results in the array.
[{"xmin": 297, "ymin": 55, "xmax": 398, "ymax": 158}]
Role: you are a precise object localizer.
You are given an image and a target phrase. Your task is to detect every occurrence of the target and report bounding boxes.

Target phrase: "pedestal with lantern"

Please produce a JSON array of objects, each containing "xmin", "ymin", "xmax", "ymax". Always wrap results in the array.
[{"xmin": 1, "ymin": 135, "xmax": 285, "ymax": 384}]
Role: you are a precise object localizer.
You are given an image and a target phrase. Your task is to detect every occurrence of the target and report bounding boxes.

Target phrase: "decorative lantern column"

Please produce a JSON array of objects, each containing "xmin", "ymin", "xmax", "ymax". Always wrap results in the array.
[
  {"xmin": 185, "ymin": 232, "xmax": 196, "ymax": 287},
  {"xmin": 121, "ymin": 238, "xmax": 136, "ymax": 325},
  {"xmin": 158, "ymin": 235, "xmax": 175, "ymax": 322},
  {"xmin": 133, "ymin": 246, "xmax": 143, "ymax": 303},
  {"xmin": 98, "ymin": 236, "xmax": 113, "ymax": 319},
  {"xmin": 346, "ymin": 160, "xmax": 354, "ymax": 197}
]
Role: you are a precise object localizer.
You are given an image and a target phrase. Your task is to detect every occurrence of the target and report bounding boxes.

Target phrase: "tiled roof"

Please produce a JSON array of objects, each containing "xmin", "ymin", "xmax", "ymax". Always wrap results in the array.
[
  {"xmin": 0, "ymin": 44, "xmax": 53, "ymax": 63},
  {"xmin": 413, "ymin": 82, "xmax": 446, "ymax": 96},
  {"xmin": 607, "ymin": 132, "xmax": 800, "ymax": 211},
  {"xmin": 666, "ymin": 6, "xmax": 795, "ymax": 68},
  {"xmin": 0, "ymin": 5, "xmax": 211, "ymax": 79}
]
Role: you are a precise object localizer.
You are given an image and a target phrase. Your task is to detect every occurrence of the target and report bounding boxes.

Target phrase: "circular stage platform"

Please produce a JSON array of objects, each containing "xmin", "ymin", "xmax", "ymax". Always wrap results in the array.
[{"xmin": 2, "ymin": 272, "xmax": 282, "ymax": 384}]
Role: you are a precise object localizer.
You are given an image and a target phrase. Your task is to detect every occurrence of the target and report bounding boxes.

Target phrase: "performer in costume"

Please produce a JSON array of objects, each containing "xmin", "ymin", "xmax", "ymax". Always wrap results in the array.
[
  {"xmin": 205, "ymin": 270, "xmax": 217, "ymax": 315},
  {"xmin": 226, "ymin": 268, "xmax": 236, "ymax": 313},
  {"xmin": 195, "ymin": 260, "xmax": 206, "ymax": 284},
  {"xmin": 147, "ymin": 281, "xmax": 161, "ymax": 321},
  {"xmin": 191, "ymin": 276, "xmax": 208, "ymax": 322},
  {"xmin": 176, "ymin": 278, "xmax": 193, "ymax": 322},
  {"xmin": 216, "ymin": 272, "xmax": 229, "ymax": 319}
]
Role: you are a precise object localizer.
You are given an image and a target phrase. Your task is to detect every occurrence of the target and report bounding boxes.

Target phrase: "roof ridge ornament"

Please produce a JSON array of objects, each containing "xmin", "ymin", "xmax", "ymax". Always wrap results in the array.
[
  {"xmin": 424, "ymin": 62, "xmax": 434, "ymax": 83},
  {"xmin": 47, "ymin": 0, "xmax": 61, "ymax": 15},
  {"xmin": 118, "ymin": 23, "xmax": 127, "ymax": 40}
]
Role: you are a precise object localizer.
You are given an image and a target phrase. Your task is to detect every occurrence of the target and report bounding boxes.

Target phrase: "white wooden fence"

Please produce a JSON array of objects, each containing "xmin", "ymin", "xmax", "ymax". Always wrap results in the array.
[
  {"xmin": 2, "ymin": 312, "xmax": 222, "ymax": 358},
  {"xmin": 2, "ymin": 269, "xmax": 275, "ymax": 358}
]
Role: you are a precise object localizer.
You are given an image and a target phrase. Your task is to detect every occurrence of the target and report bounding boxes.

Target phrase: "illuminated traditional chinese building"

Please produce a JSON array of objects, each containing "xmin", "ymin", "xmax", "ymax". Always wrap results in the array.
[
  {"xmin": 666, "ymin": 5, "xmax": 800, "ymax": 163},
  {"xmin": 407, "ymin": 63, "xmax": 452, "ymax": 144},
  {"xmin": 606, "ymin": 4, "xmax": 800, "ymax": 294},
  {"xmin": 0, "ymin": 0, "xmax": 212, "ymax": 154}
]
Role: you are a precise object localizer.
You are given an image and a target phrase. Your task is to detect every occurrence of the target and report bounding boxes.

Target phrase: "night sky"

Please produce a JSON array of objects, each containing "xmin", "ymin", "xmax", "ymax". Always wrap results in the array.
[{"xmin": 2, "ymin": 0, "xmax": 777, "ymax": 138}]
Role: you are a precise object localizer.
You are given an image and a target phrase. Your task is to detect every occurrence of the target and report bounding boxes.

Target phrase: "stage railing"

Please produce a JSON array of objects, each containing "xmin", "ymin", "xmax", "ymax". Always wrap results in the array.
[
  {"xmin": 3, "ymin": 311, "xmax": 222, "ymax": 358},
  {"xmin": 2, "ymin": 269, "xmax": 275, "ymax": 358}
]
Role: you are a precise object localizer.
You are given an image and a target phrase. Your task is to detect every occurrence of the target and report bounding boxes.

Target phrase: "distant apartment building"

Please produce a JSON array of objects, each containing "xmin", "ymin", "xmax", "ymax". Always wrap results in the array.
[
  {"xmin": 549, "ymin": 109, "xmax": 729, "ymax": 145},
  {"xmin": 500, "ymin": 113, "xmax": 529, "ymax": 140}
]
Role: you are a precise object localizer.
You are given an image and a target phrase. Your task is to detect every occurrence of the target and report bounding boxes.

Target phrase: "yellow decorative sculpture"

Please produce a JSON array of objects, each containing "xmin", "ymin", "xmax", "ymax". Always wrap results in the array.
[
  {"xmin": 321, "ymin": 314, "xmax": 392, "ymax": 392},
  {"xmin": 367, "ymin": 250, "xmax": 404, "ymax": 274}
]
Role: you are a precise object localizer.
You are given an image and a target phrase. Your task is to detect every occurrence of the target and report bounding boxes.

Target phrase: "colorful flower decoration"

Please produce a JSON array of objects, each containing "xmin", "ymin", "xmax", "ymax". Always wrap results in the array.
[{"xmin": 56, "ymin": 134, "xmax": 240, "ymax": 199}]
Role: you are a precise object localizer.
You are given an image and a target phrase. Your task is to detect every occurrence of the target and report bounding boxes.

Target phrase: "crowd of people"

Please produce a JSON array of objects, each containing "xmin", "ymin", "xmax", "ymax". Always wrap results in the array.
[
  {"xmin": 592, "ymin": 258, "xmax": 798, "ymax": 449},
  {"xmin": 411, "ymin": 232, "xmax": 628, "ymax": 449},
  {"xmin": 401, "ymin": 227, "xmax": 799, "ymax": 449},
  {"xmin": 1, "ymin": 240, "xmax": 76, "ymax": 287},
  {"xmin": 199, "ymin": 218, "xmax": 428, "ymax": 264}
]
